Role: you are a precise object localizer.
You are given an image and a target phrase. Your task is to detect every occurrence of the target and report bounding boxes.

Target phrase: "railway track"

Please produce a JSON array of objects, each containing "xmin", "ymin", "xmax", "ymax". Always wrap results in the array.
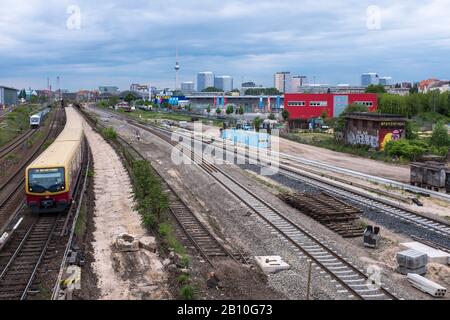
[
  {"xmin": 77, "ymin": 106, "xmax": 244, "ymax": 268},
  {"xmin": 0, "ymin": 138, "xmax": 89, "ymax": 300},
  {"xmin": 106, "ymin": 115, "xmax": 399, "ymax": 300},
  {"xmin": 0, "ymin": 129, "xmax": 37, "ymax": 159},
  {"xmin": 0, "ymin": 214, "xmax": 60, "ymax": 299},
  {"xmin": 123, "ymin": 117, "xmax": 450, "ymax": 241},
  {"xmin": 0, "ymin": 108, "xmax": 65, "ymax": 232}
]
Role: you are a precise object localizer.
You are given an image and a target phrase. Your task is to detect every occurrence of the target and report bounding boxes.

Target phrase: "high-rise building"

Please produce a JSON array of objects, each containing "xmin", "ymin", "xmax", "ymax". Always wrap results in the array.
[
  {"xmin": 181, "ymin": 81, "xmax": 195, "ymax": 94},
  {"xmin": 361, "ymin": 73, "xmax": 379, "ymax": 86},
  {"xmin": 274, "ymin": 72, "xmax": 292, "ymax": 93},
  {"xmin": 378, "ymin": 77, "xmax": 392, "ymax": 86},
  {"xmin": 214, "ymin": 76, "xmax": 233, "ymax": 92},
  {"xmin": 291, "ymin": 75, "xmax": 307, "ymax": 92},
  {"xmin": 197, "ymin": 72, "xmax": 214, "ymax": 92}
]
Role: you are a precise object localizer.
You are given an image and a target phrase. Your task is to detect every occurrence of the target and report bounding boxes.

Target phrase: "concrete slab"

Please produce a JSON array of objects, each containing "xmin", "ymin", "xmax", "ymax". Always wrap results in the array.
[
  {"xmin": 255, "ymin": 256, "xmax": 290, "ymax": 274},
  {"xmin": 401, "ymin": 242, "xmax": 450, "ymax": 265},
  {"xmin": 139, "ymin": 236, "xmax": 157, "ymax": 253},
  {"xmin": 115, "ymin": 233, "xmax": 140, "ymax": 252}
]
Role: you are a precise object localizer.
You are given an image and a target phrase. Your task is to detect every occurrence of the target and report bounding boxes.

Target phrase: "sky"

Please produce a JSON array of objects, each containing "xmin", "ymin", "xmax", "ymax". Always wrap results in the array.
[{"xmin": 1, "ymin": 0, "xmax": 450, "ymax": 91}]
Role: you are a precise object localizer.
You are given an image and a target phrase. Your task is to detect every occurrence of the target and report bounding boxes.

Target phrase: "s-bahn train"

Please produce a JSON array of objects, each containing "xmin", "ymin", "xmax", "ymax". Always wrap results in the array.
[
  {"xmin": 25, "ymin": 106, "xmax": 85, "ymax": 213},
  {"xmin": 29, "ymin": 107, "xmax": 51, "ymax": 128}
]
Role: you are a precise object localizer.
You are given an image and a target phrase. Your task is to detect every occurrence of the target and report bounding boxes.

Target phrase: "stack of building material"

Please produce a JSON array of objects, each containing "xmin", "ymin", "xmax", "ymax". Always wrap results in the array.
[
  {"xmin": 406, "ymin": 273, "xmax": 447, "ymax": 297},
  {"xmin": 279, "ymin": 192, "xmax": 364, "ymax": 238},
  {"xmin": 396, "ymin": 249, "xmax": 428, "ymax": 275}
]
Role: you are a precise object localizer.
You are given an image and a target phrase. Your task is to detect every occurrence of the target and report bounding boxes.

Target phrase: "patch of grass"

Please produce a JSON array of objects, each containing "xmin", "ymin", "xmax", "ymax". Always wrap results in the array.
[
  {"xmin": 158, "ymin": 222, "xmax": 186, "ymax": 255},
  {"xmin": 87, "ymin": 169, "xmax": 94, "ymax": 178},
  {"xmin": 75, "ymin": 202, "xmax": 87, "ymax": 237},
  {"xmin": 179, "ymin": 254, "xmax": 190, "ymax": 268},
  {"xmin": 179, "ymin": 285, "xmax": 197, "ymax": 300},
  {"xmin": 101, "ymin": 127, "xmax": 117, "ymax": 141},
  {"xmin": 176, "ymin": 274, "xmax": 190, "ymax": 284}
]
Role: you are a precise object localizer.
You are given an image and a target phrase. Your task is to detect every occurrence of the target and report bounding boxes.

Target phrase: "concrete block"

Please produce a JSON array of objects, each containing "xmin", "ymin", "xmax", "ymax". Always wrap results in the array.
[
  {"xmin": 396, "ymin": 265, "xmax": 427, "ymax": 275},
  {"xmin": 407, "ymin": 273, "xmax": 447, "ymax": 297},
  {"xmin": 139, "ymin": 236, "xmax": 157, "ymax": 253},
  {"xmin": 255, "ymin": 256, "xmax": 290, "ymax": 274},
  {"xmin": 115, "ymin": 233, "xmax": 139, "ymax": 252},
  {"xmin": 397, "ymin": 249, "xmax": 428, "ymax": 269},
  {"xmin": 401, "ymin": 242, "xmax": 450, "ymax": 265}
]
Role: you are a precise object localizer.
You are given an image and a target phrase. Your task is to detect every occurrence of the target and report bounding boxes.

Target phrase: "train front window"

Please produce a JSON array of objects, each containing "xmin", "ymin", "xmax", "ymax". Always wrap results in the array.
[{"xmin": 28, "ymin": 168, "xmax": 65, "ymax": 193}]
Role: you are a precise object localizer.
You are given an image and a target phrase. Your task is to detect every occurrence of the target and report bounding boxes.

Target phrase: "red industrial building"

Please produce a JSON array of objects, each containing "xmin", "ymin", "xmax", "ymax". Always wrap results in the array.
[{"xmin": 284, "ymin": 93, "xmax": 378, "ymax": 119}]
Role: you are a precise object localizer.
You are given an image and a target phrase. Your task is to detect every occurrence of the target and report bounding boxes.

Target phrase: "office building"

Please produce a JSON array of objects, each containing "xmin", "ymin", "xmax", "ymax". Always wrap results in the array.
[
  {"xmin": 214, "ymin": 76, "xmax": 233, "ymax": 92},
  {"xmin": 378, "ymin": 77, "xmax": 392, "ymax": 86},
  {"xmin": 181, "ymin": 81, "xmax": 195, "ymax": 94},
  {"xmin": 291, "ymin": 75, "xmax": 307, "ymax": 92},
  {"xmin": 197, "ymin": 72, "xmax": 214, "ymax": 92},
  {"xmin": 0, "ymin": 86, "xmax": 19, "ymax": 106},
  {"xmin": 274, "ymin": 72, "xmax": 292, "ymax": 93},
  {"xmin": 361, "ymin": 73, "xmax": 379, "ymax": 86}
]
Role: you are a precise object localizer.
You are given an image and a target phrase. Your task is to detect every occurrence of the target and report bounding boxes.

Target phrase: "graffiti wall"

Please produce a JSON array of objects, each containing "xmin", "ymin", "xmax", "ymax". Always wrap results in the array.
[
  {"xmin": 346, "ymin": 130, "xmax": 379, "ymax": 149},
  {"xmin": 379, "ymin": 128, "xmax": 403, "ymax": 151}
]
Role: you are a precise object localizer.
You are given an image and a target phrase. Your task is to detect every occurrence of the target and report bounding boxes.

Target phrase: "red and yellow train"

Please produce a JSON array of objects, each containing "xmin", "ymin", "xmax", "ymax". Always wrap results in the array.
[{"xmin": 25, "ymin": 106, "xmax": 84, "ymax": 213}]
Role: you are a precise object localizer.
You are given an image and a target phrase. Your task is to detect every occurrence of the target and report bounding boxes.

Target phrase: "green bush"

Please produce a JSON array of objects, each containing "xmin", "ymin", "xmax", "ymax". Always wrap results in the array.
[
  {"xmin": 430, "ymin": 122, "xmax": 450, "ymax": 147},
  {"xmin": 384, "ymin": 139, "xmax": 427, "ymax": 161},
  {"xmin": 179, "ymin": 285, "xmax": 196, "ymax": 300},
  {"xmin": 176, "ymin": 274, "xmax": 190, "ymax": 284}
]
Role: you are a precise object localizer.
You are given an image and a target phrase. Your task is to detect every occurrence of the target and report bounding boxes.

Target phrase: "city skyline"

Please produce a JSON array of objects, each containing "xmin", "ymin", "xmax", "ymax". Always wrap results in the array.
[{"xmin": 1, "ymin": 1, "xmax": 450, "ymax": 91}]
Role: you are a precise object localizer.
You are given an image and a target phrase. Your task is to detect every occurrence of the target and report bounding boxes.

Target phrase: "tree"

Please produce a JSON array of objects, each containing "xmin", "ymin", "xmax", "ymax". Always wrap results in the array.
[
  {"xmin": 206, "ymin": 105, "xmax": 211, "ymax": 115},
  {"xmin": 226, "ymin": 105, "xmax": 234, "ymax": 115},
  {"xmin": 365, "ymin": 84, "xmax": 387, "ymax": 93},
  {"xmin": 108, "ymin": 96, "xmax": 119, "ymax": 107},
  {"xmin": 253, "ymin": 116, "xmax": 263, "ymax": 132},
  {"xmin": 216, "ymin": 108, "xmax": 222, "ymax": 114},
  {"xmin": 430, "ymin": 122, "xmax": 450, "ymax": 147},
  {"xmin": 238, "ymin": 106, "xmax": 244, "ymax": 115},
  {"xmin": 202, "ymin": 87, "xmax": 223, "ymax": 92},
  {"xmin": 30, "ymin": 95, "xmax": 38, "ymax": 103},
  {"xmin": 18, "ymin": 89, "xmax": 27, "ymax": 100},
  {"xmin": 320, "ymin": 110, "xmax": 328, "ymax": 120},
  {"xmin": 281, "ymin": 109, "xmax": 290, "ymax": 121},
  {"xmin": 268, "ymin": 113, "xmax": 276, "ymax": 120},
  {"xmin": 124, "ymin": 93, "xmax": 136, "ymax": 104}
]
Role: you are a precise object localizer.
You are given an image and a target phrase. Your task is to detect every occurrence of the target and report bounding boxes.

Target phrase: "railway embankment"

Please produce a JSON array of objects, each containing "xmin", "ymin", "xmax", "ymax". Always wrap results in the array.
[{"xmin": 78, "ymin": 118, "xmax": 169, "ymax": 300}]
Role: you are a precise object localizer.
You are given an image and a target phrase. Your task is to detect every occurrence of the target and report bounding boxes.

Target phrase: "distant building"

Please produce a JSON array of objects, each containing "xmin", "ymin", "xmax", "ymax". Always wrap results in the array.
[
  {"xmin": 291, "ymin": 75, "xmax": 307, "ymax": 92},
  {"xmin": 0, "ymin": 86, "xmax": 19, "ymax": 107},
  {"xmin": 197, "ymin": 72, "xmax": 214, "ymax": 92},
  {"xmin": 419, "ymin": 78, "xmax": 443, "ymax": 93},
  {"xmin": 344, "ymin": 112, "xmax": 407, "ymax": 150},
  {"xmin": 181, "ymin": 81, "xmax": 195, "ymax": 94},
  {"xmin": 379, "ymin": 76, "xmax": 392, "ymax": 86},
  {"xmin": 99, "ymin": 86, "xmax": 119, "ymax": 95},
  {"xmin": 214, "ymin": 76, "xmax": 233, "ymax": 92},
  {"xmin": 130, "ymin": 84, "xmax": 149, "ymax": 94},
  {"xmin": 274, "ymin": 72, "xmax": 291, "ymax": 93},
  {"xmin": 284, "ymin": 93, "xmax": 378, "ymax": 120},
  {"xmin": 361, "ymin": 73, "xmax": 379, "ymax": 86},
  {"xmin": 77, "ymin": 90, "xmax": 99, "ymax": 101}
]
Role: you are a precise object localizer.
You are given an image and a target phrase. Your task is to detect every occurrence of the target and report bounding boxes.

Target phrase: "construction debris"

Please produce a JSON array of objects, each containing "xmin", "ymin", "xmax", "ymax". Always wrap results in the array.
[
  {"xmin": 254, "ymin": 256, "xmax": 290, "ymax": 274},
  {"xmin": 406, "ymin": 273, "xmax": 447, "ymax": 297},
  {"xmin": 115, "ymin": 233, "xmax": 140, "ymax": 252},
  {"xmin": 279, "ymin": 192, "xmax": 364, "ymax": 238}
]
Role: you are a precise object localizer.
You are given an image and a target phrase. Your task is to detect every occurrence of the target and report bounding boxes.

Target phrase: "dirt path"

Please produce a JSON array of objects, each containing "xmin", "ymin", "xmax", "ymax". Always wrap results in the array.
[{"xmin": 83, "ymin": 120, "xmax": 169, "ymax": 300}]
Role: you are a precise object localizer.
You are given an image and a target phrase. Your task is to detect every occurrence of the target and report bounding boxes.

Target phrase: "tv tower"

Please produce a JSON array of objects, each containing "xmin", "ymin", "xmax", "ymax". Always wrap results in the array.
[{"xmin": 174, "ymin": 48, "xmax": 180, "ymax": 90}]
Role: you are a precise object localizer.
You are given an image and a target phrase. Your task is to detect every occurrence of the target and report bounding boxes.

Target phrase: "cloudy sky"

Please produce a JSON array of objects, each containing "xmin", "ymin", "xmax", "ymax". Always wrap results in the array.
[{"xmin": 1, "ymin": 0, "xmax": 450, "ymax": 91}]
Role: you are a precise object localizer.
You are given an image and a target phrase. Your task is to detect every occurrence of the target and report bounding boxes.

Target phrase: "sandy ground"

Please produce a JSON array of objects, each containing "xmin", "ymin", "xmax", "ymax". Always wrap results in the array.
[
  {"xmin": 83, "ymin": 120, "xmax": 169, "ymax": 300},
  {"xmin": 199, "ymin": 124, "xmax": 410, "ymax": 182}
]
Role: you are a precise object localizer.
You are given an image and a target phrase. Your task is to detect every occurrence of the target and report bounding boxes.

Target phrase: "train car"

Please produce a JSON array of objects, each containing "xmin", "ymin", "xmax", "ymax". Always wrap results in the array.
[
  {"xmin": 25, "ymin": 107, "xmax": 84, "ymax": 213},
  {"xmin": 29, "ymin": 107, "xmax": 51, "ymax": 128}
]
